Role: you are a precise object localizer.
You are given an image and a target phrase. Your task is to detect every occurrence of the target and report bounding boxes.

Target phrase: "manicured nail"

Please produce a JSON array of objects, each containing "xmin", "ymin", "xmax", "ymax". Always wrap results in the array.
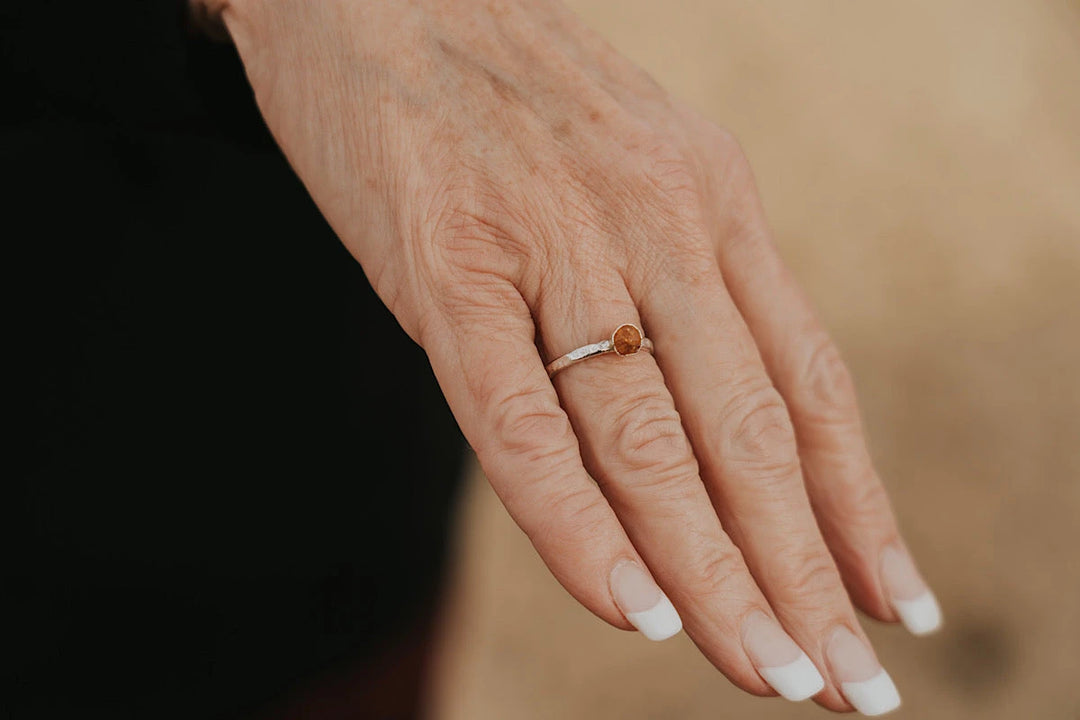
[
  {"xmin": 826, "ymin": 626, "xmax": 901, "ymax": 716},
  {"xmin": 740, "ymin": 610, "xmax": 825, "ymax": 701},
  {"xmin": 609, "ymin": 561, "xmax": 682, "ymax": 641},
  {"xmin": 880, "ymin": 545, "xmax": 943, "ymax": 636}
]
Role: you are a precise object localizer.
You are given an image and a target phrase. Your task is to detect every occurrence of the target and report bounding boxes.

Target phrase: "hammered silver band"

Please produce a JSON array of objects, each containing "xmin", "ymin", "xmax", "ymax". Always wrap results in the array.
[{"xmin": 545, "ymin": 324, "xmax": 653, "ymax": 379}]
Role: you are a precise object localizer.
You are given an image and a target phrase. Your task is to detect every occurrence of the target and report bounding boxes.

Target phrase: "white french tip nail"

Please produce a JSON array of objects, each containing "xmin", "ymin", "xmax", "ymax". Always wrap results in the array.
[
  {"xmin": 893, "ymin": 591, "xmax": 943, "ymax": 636},
  {"xmin": 758, "ymin": 652, "xmax": 826, "ymax": 702},
  {"xmin": 624, "ymin": 594, "xmax": 682, "ymax": 641},
  {"xmin": 841, "ymin": 669, "xmax": 902, "ymax": 716}
]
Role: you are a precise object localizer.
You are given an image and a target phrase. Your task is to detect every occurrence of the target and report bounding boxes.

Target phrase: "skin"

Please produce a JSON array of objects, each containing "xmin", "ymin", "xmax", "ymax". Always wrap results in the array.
[{"xmin": 208, "ymin": 0, "xmax": 924, "ymax": 711}]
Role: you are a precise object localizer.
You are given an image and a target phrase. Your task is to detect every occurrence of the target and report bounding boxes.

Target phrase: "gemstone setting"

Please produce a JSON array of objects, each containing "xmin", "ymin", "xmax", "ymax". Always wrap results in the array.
[{"xmin": 612, "ymin": 324, "xmax": 643, "ymax": 356}]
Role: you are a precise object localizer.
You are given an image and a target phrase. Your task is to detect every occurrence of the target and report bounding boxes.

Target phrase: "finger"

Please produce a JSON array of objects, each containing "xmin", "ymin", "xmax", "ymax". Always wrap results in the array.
[
  {"xmin": 421, "ymin": 279, "xmax": 682, "ymax": 641},
  {"xmin": 630, "ymin": 243, "xmax": 897, "ymax": 715},
  {"xmin": 534, "ymin": 271, "xmax": 825, "ymax": 703},
  {"xmin": 711, "ymin": 157, "xmax": 943, "ymax": 638}
]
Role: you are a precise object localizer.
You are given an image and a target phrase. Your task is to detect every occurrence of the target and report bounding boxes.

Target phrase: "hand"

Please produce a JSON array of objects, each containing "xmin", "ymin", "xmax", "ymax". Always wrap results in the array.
[{"xmin": 215, "ymin": 0, "xmax": 941, "ymax": 712}]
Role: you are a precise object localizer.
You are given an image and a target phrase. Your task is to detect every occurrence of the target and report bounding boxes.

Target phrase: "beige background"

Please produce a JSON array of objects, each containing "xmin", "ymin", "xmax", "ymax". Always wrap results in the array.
[{"xmin": 429, "ymin": 2, "xmax": 1080, "ymax": 718}]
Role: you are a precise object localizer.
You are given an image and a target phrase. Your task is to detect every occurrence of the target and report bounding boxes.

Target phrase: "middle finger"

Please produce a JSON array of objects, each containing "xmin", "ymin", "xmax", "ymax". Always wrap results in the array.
[{"xmin": 534, "ymin": 265, "xmax": 826, "ymax": 704}]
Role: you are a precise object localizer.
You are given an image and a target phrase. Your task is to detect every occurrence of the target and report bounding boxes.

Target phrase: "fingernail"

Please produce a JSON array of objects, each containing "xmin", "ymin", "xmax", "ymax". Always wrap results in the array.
[
  {"xmin": 826, "ymin": 626, "xmax": 901, "ymax": 716},
  {"xmin": 740, "ymin": 610, "xmax": 825, "ymax": 701},
  {"xmin": 609, "ymin": 561, "xmax": 682, "ymax": 641},
  {"xmin": 880, "ymin": 544, "xmax": 943, "ymax": 636}
]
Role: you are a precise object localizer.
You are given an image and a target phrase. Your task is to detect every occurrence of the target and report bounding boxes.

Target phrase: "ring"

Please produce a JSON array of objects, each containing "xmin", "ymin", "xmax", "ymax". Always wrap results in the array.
[{"xmin": 545, "ymin": 323, "xmax": 654, "ymax": 378}]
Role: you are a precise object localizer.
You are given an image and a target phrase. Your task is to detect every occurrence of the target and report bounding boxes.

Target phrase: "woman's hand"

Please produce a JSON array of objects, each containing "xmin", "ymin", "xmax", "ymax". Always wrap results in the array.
[{"xmin": 214, "ymin": 0, "xmax": 940, "ymax": 712}]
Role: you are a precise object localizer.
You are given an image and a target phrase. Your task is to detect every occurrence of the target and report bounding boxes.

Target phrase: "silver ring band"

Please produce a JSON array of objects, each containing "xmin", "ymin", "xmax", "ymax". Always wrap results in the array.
[{"xmin": 545, "ymin": 323, "xmax": 653, "ymax": 378}]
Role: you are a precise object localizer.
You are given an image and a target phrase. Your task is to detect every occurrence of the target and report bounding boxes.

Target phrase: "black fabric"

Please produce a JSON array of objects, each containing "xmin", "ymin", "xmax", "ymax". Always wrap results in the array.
[{"xmin": 5, "ymin": 3, "xmax": 466, "ymax": 717}]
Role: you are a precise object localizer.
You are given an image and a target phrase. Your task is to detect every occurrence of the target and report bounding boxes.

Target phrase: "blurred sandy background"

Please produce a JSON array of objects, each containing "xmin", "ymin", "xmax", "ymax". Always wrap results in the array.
[{"xmin": 428, "ymin": 2, "xmax": 1080, "ymax": 718}]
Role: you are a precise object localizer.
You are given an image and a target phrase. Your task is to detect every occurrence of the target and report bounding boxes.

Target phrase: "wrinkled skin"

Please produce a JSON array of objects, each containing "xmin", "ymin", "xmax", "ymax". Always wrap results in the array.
[{"xmin": 213, "ymin": 0, "xmax": 934, "ymax": 711}]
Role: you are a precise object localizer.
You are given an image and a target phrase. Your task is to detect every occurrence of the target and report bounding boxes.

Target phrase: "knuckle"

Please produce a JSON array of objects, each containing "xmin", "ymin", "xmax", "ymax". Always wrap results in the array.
[
  {"xmin": 690, "ymin": 544, "xmax": 748, "ymax": 595},
  {"xmin": 607, "ymin": 392, "xmax": 696, "ymax": 480},
  {"xmin": 709, "ymin": 125, "xmax": 743, "ymax": 155},
  {"xmin": 422, "ymin": 185, "xmax": 532, "ymax": 293},
  {"xmin": 531, "ymin": 483, "xmax": 612, "ymax": 548},
  {"xmin": 623, "ymin": 221, "xmax": 716, "ymax": 297},
  {"xmin": 722, "ymin": 382, "xmax": 802, "ymax": 479},
  {"xmin": 774, "ymin": 545, "xmax": 843, "ymax": 607},
  {"xmin": 799, "ymin": 335, "xmax": 859, "ymax": 424},
  {"xmin": 703, "ymin": 124, "xmax": 754, "ymax": 184},
  {"xmin": 654, "ymin": 237, "xmax": 720, "ymax": 290},
  {"xmin": 838, "ymin": 472, "xmax": 892, "ymax": 528},
  {"xmin": 487, "ymin": 384, "xmax": 573, "ymax": 461},
  {"xmin": 625, "ymin": 133, "xmax": 706, "ymax": 221},
  {"xmin": 643, "ymin": 143, "xmax": 700, "ymax": 200},
  {"xmin": 431, "ymin": 202, "xmax": 513, "ymax": 269}
]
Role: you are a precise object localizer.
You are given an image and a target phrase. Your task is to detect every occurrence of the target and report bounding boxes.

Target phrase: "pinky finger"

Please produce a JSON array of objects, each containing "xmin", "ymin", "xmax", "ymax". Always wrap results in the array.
[{"xmin": 421, "ymin": 285, "xmax": 682, "ymax": 641}]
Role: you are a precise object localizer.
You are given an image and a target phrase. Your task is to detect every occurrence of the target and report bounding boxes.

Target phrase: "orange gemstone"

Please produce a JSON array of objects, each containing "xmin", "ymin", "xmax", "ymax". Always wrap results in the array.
[{"xmin": 612, "ymin": 324, "xmax": 642, "ymax": 356}]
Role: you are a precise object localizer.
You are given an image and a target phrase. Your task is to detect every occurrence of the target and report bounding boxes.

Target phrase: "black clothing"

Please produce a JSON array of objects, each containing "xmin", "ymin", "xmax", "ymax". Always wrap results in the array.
[{"xmin": 5, "ymin": 3, "xmax": 465, "ymax": 717}]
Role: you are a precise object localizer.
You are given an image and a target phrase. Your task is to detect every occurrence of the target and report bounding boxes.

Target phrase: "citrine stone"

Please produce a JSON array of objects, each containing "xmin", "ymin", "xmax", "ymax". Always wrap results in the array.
[{"xmin": 612, "ymin": 324, "xmax": 643, "ymax": 356}]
